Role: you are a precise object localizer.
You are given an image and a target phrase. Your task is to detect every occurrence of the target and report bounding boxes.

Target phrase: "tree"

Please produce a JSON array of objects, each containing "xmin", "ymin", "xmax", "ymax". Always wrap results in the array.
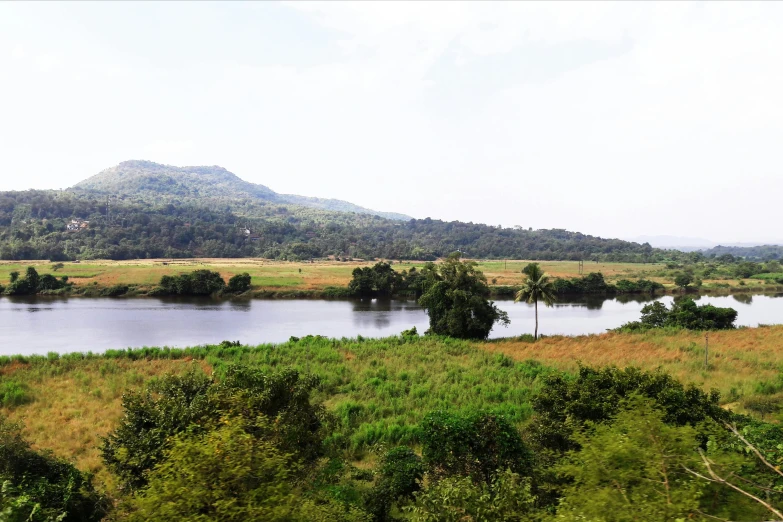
[
  {"xmin": 417, "ymin": 254, "xmax": 509, "ymax": 339},
  {"xmin": 674, "ymin": 273, "xmax": 693, "ymax": 291},
  {"xmin": 555, "ymin": 398, "xmax": 705, "ymax": 521},
  {"xmin": 101, "ymin": 366, "xmax": 326, "ymax": 491},
  {"xmin": 406, "ymin": 469, "xmax": 535, "ymax": 522},
  {"xmin": 227, "ymin": 272, "xmax": 252, "ymax": 293},
  {"xmin": 515, "ymin": 263, "xmax": 556, "ymax": 340},
  {"xmin": 619, "ymin": 298, "xmax": 737, "ymax": 331},
  {"xmin": 125, "ymin": 420, "xmax": 299, "ymax": 522},
  {"xmin": 420, "ymin": 410, "xmax": 532, "ymax": 485},
  {"xmin": 125, "ymin": 419, "xmax": 368, "ymax": 522}
]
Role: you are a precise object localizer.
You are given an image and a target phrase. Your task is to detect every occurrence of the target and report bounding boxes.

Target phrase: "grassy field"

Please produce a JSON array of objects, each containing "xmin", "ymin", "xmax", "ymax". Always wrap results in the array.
[
  {"xmin": 0, "ymin": 258, "xmax": 738, "ymax": 293},
  {"xmin": 3, "ymin": 326, "xmax": 783, "ymax": 494},
  {"xmin": 2, "ymin": 258, "xmax": 778, "ymax": 296}
]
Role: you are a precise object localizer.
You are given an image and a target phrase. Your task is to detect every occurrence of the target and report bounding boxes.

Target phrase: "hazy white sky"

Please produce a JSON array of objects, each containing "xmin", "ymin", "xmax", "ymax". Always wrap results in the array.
[{"xmin": 2, "ymin": 1, "xmax": 782, "ymax": 242}]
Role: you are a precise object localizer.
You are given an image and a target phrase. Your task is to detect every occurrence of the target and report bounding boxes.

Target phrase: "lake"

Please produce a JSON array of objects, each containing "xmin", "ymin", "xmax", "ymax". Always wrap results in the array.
[{"xmin": 1, "ymin": 293, "xmax": 782, "ymax": 355}]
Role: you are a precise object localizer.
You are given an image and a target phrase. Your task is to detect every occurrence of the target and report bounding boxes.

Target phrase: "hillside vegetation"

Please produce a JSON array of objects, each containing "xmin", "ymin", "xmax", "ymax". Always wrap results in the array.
[
  {"xmin": 0, "ymin": 160, "xmax": 664, "ymax": 261},
  {"xmin": 73, "ymin": 160, "xmax": 411, "ymax": 221}
]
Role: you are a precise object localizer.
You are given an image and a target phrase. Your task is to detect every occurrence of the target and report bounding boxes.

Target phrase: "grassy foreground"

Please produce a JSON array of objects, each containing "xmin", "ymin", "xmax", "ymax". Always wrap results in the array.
[
  {"xmin": 2, "ymin": 258, "xmax": 778, "ymax": 296},
  {"xmin": 2, "ymin": 326, "xmax": 783, "ymax": 494}
]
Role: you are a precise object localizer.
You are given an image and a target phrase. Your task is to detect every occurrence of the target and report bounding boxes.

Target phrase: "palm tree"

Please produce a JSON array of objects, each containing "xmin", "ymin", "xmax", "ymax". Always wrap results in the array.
[{"xmin": 515, "ymin": 263, "xmax": 557, "ymax": 340}]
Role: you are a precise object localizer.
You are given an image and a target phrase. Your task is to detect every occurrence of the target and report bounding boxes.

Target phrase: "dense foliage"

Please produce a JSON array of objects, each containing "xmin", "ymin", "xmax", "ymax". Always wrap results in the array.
[
  {"xmin": 2, "ymin": 266, "xmax": 70, "ymax": 295},
  {"xmin": 417, "ymin": 255, "xmax": 509, "ymax": 339},
  {"xmin": 619, "ymin": 297, "xmax": 738, "ymax": 331},
  {"xmin": 0, "ymin": 416, "xmax": 106, "ymax": 522},
  {"xmin": 100, "ymin": 366, "xmax": 325, "ymax": 491},
  {"xmin": 552, "ymin": 272, "xmax": 664, "ymax": 295},
  {"xmin": 0, "ymin": 189, "xmax": 667, "ymax": 262}
]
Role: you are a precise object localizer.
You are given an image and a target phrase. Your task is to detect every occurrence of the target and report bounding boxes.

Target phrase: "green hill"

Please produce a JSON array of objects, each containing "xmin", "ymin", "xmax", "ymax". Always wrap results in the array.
[
  {"xmin": 0, "ymin": 160, "xmax": 670, "ymax": 262},
  {"xmin": 72, "ymin": 160, "xmax": 411, "ymax": 221}
]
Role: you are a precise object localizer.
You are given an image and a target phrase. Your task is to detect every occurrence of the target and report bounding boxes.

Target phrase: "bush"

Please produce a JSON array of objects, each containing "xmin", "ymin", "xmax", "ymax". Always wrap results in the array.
[
  {"xmin": 3, "ymin": 267, "xmax": 70, "ymax": 295},
  {"xmin": 157, "ymin": 270, "xmax": 226, "ymax": 296},
  {"xmin": 364, "ymin": 447, "xmax": 424, "ymax": 521},
  {"xmin": 125, "ymin": 420, "xmax": 301, "ymax": 522},
  {"xmin": 552, "ymin": 272, "xmax": 615, "ymax": 295},
  {"xmin": 227, "ymin": 272, "xmax": 252, "ymax": 293},
  {"xmin": 0, "ymin": 380, "xmax": 32, "ymax": 408},
  {"xmin": 406, "ymin": 469, "xmax": 535, "ymax": 522},
  {"xmin": 420, "ymin": 410, "xmax": 531, "ymax": 484},
  {"xmin": 101, "ymin": 284, "xmax": 129, "ymax": 297},
  {"xmin": 530, "ymin": 366, "xmax": 730, "ymax": 455},
  {"xmin": 0, "ymin": 416, "xmax": 106, "ymax": 522},
  {"xmin": 618, "ymin": 298, "xmax": 737, "ymax": 331},
  {"xmin": 101, "ymin": 365, "xmax": 326, "ymax": 491}
]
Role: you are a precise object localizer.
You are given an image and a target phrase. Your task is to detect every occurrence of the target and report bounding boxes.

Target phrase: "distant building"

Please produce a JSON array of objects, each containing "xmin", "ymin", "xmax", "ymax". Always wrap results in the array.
[{"xmin": 66, "ymin": 219, "xmax": 89, "ymax": 232}]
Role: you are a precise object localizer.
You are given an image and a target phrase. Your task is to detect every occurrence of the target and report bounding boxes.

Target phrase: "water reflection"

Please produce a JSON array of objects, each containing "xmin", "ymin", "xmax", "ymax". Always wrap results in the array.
[{"xmin": 1, "ymin": 293, "xmax": 782, "ymax": 355}]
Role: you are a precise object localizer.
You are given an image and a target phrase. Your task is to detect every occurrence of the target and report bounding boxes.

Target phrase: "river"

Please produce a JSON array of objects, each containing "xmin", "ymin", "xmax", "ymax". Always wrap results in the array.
[{"xmin": 1, "ymin": 293, "xmax": 782, "ymax": 355}]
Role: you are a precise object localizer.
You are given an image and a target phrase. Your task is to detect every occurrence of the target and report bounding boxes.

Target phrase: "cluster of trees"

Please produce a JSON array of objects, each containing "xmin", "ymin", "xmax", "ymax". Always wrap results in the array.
[
  {"xmin": 702, "ymin": 244, "xmax": 783, "ymax": 261},
  {"xmin": 552, "ymin": 271, "xmax": 664, "ymax": 295},
  {"xmin": 0, "ymin": 190, "xmax": 669, "ymax": 262},
  {"xmin": 2, "ymin": 266, "xmax": 70, "ymax": 295},
  {"xmin": 350, "ymin": 256, "xmax": 509, "ymax": 340},
  {"xmin": 6, "ymin": 363, "xmax": 783, "ymax": 521},
  {"xmin": 660, "ymin": 254, "xmax": 783, "ymax": 284},
  {"xmin": 619, "ymin": 297, "xmax": 738, "ymax": 331},
  {"xmin": 155, "ymin": 270, "xmax": 251, "ymax": 296}
]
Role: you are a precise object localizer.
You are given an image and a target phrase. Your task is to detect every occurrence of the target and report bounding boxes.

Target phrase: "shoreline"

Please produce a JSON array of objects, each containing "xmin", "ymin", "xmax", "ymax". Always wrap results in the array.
[{"xmin": 7, "ymin": 284, "xmax": 782, "ymax": 300}]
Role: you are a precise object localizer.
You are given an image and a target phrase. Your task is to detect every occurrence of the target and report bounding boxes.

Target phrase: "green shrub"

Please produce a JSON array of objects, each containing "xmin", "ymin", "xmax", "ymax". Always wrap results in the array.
[
  {"xmin": 101, "ymin": 284, "xmax": 129, "ymax": 297},
  {"xmin": 0, "ymin": 380, "xmax": 32, "ymax": 408},
  {"xmin": 101, "ymin": 365, "xmax": 326, "ymax": 491},
  {"xmin": 364, "ymin": 447, "xmax": 424, "ymax": 521},
  {"xmin": 157, "ymin": 270, "xmax": 226, "ymax": 296},
  {"xmin": 420, "ymin": 410, "xmax": 531, "ymax": 484},
  {"xmin": 226, "ymin": 272, "xmax": 252, "ymax": 293},
  {"xmin": 406, "ymin": 469, "xmax": 535, "ymax": 522},
  {"xmin": 0, "ymin": 416, "xmax": 106, "ymax": 522}
]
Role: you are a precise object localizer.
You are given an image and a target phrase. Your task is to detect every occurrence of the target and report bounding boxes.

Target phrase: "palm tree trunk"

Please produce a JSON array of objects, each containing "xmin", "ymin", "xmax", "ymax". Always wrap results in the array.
[{"xmin": 534, "ymin": 299, "xmax": 539, "ymax": 340}]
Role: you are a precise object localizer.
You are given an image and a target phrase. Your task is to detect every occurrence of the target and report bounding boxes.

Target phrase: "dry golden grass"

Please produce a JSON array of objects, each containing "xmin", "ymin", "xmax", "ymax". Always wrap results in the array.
[
  {"xmin": 482, "ymin": 326, "xmax": 783, "ymax": 399},
  {"xmin": 0, "ymin": 358, "xmax": 204, "ymax": 492}
]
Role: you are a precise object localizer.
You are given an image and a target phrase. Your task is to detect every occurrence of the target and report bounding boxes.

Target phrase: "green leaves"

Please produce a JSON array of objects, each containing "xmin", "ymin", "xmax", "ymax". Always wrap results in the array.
[{"xmin": 418, "ymin": 257, "xmax": 509, "ymax": 339}]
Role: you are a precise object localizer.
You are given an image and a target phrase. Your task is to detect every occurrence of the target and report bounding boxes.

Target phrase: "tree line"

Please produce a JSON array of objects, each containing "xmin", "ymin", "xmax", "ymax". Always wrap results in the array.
[{"xmin": 0, "ymin": 190, "xmax": 669, "ymax": 262}]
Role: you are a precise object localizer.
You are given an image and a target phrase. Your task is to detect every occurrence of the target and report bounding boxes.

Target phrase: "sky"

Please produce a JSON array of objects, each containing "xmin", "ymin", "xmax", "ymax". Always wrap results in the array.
[{"xmin": 1, "ymin": 1, "xmax": 782, "ymax": 244}]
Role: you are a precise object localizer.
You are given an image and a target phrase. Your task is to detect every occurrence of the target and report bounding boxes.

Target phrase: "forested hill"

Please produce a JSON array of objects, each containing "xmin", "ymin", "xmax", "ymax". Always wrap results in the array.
[
  {"xmin": 0, "ymin": 188, "xmax": 662, "ymax": 261},
  {"xmin": 72, "ymin": 160, "xmax": 411, "ymax": 221},
  {"xmin": 701, "ymin": 244, "xmax": 783, "ymax": 260}
]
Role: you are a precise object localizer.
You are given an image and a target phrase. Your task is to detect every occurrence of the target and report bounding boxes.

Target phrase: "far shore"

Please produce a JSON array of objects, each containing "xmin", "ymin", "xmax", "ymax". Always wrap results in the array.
[{"xmin": 1, "ymin": 258, "xmax": 781, "ymax": 299}]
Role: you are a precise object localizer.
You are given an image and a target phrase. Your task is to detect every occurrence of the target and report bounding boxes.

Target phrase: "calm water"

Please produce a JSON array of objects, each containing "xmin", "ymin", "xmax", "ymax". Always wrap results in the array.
[{"xmin": 1, "ymin": 294, "xmax": 782, "ymax": 355}]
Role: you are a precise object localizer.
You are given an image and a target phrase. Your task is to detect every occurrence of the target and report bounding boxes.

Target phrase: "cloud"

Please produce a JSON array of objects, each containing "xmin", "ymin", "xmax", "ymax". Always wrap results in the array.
[{"xmin": 2, "ymin": 1, "xmax": 783, "ymax": 242}]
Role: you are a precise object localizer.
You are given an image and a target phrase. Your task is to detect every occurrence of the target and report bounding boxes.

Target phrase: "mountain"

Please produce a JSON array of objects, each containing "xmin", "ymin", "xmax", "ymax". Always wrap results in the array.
[
  {"xmin": 0, "ymin": 160, "xmax": 675, "ymax": 262},
  {"xmin": 71, "ymin": 160, "xmax": 411, "ymax": 221}
]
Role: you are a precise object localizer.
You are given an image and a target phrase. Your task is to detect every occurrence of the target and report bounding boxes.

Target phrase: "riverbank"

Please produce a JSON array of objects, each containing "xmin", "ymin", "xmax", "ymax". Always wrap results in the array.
[
  {"xmin": 2, "ymin": 326, "xmax": 783, "ymax": 493},
  {"xmin": 2, "ymin": 258, "xmax": 781, "ymax": 298}
]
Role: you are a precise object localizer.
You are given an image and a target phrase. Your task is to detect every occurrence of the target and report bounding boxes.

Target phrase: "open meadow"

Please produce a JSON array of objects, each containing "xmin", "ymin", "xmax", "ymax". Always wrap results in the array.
[
  {"xmin": 3, "ymin": 326, "xmax": 783, "ymax": 495},
  {"xmin": 1, "ymin": 258, "xmax": 775, "ymax": 295}
]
